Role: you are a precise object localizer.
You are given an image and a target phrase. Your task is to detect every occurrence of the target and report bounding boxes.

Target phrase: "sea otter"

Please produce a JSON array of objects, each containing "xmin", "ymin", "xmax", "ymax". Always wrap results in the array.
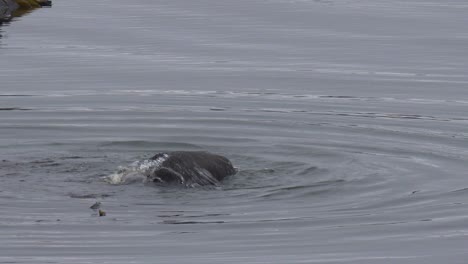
[
  {"xmin": 105, "ymin": 151, "xmax": 236, "ymax": 186},
  {"xmin": 147, "ymin": 151, "xmax": 236, "ymax": 186}
]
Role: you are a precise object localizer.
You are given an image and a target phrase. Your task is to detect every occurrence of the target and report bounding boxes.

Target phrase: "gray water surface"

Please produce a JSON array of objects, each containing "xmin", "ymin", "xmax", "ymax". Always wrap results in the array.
[{"xmin": 1, "ymin": 0, "xmax": 468, "ymax": 263}]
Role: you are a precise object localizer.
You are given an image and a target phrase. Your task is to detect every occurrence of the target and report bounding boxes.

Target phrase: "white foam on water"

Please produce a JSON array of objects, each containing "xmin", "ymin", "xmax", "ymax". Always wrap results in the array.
[{"xmin": 103, "ymin": 154, "xmax": 169, "ymax": 185}]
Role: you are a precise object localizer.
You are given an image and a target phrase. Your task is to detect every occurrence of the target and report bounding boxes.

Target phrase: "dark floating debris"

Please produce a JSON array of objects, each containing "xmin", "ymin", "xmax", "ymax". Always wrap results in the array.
[{"xmin": 90, "ymin": 202, "xmax": 106, "ymax": 216}]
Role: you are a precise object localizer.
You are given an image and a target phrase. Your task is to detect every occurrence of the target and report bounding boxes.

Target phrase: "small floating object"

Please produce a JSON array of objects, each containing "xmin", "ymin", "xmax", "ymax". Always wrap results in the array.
[
  {"xmin": 89, "ymin": 201, "xmax": 101, "ymax": 210},
  {"xmin": 99, "ymin": 209, "xmax": 106, "ymax": 217}
]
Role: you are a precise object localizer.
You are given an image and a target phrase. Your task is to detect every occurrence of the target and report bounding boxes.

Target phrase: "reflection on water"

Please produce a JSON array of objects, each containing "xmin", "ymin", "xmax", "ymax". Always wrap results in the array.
[{"xmin": 0, "ymin": 3, "xmax": 11, "ymax": 39}]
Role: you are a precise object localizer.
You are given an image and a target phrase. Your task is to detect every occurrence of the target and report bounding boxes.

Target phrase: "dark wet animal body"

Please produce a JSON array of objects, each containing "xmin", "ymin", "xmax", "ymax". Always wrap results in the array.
[{"xmin": 148, "ymin": 151, "xmax": 236, "ymax": 186}]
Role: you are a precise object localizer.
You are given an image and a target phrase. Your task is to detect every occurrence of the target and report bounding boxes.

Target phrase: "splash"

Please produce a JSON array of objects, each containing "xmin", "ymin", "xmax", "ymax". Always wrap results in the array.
[{"xmin": 103, "ymin": 154, "xmax": 168, "ymax": 185}]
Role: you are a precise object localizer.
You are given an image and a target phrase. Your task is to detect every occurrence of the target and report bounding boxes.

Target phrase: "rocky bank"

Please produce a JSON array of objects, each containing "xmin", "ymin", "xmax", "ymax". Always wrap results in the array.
[{"xmin": 1, "ymin": 0, "xmax": 51, "ymax": 21}]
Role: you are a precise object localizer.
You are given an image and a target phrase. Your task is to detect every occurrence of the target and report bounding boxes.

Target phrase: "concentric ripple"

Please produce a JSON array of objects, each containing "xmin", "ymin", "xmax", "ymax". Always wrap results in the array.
[{"xmin": 1, "ymin": 0, "xmax": 468, "ymax": 263}]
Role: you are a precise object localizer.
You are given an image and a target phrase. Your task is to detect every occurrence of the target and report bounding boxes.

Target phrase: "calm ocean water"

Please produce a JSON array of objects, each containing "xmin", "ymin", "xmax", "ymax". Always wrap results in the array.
[{"xmin": 1, "ymin": 0, "xmax": 468, "ymax": 263}]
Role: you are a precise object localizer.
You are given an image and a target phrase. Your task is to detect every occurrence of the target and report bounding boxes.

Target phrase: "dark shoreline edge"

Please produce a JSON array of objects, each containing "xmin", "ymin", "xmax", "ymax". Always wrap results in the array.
[{"xmin": 1, "ymin": 0, "xmax": 51, "ymax": 22}]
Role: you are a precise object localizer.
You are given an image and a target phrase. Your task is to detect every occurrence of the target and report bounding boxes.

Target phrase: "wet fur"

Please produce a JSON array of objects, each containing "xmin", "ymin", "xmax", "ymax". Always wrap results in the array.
[{"xmin": 148, "ymin": 151, "xmax": 236, "ymax": 186}]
